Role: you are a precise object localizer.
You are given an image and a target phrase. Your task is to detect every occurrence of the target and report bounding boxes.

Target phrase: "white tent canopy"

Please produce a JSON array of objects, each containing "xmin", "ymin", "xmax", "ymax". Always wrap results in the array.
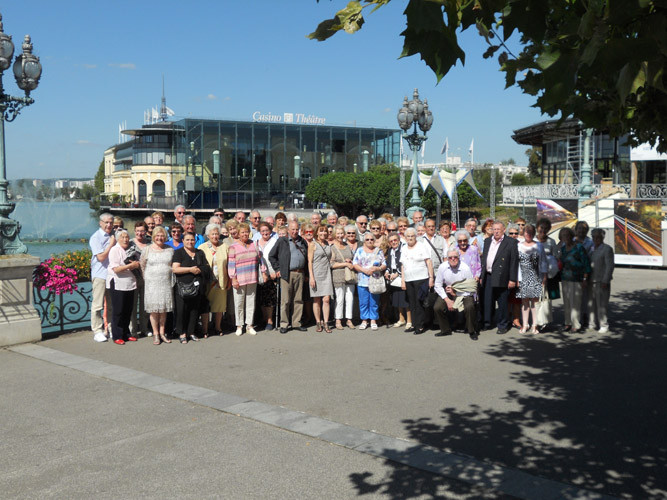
[{"xmin": 406, "ymin": 166, "xmax": 484, "ymax": 202}]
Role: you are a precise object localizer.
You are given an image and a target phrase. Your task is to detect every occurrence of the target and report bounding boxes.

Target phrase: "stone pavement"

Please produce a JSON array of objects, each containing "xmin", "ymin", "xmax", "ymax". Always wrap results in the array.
[{"xmin": 1, "ymin": 267, "xmax": 665, "ymax": 499}]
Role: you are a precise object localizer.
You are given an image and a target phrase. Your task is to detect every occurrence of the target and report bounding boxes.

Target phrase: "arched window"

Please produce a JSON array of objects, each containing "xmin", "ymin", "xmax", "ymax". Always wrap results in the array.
[
  {"xmin": 176, "ymin": 180, "xmax": 185, "ymax": 195},
  {"xmin": 138, "ymin": 180, "xmax": 147, "ymax": 203},
  {"xmin": 152, "ymin": 180, "xmax": 165, "ymax": 198}
]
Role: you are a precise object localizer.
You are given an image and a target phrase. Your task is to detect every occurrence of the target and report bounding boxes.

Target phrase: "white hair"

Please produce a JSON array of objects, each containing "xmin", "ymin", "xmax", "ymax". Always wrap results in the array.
[
  {"xmin": 174, "ymin": 204, "xmax": 185, "ymax": 212},
  {"xmin": 99, "ymin": 212, "xmax": 113, "ymax": 221},
  {"xmin": 287, "ymin": 213, "xmax": 298, "ymax": 222},
  {"xmin": 404, "ymin": 227, "xmax": 417, "ymax": 237},
  {"xmin": 454, "ymin": 230, "xmax": 469, "ymax": 242},
  {"xmin": 205, "ymin": 223, "xmax": 221, "ymax": 237}
]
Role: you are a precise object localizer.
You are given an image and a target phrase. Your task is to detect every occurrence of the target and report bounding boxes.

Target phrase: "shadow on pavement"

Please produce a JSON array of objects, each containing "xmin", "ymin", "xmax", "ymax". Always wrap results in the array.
[{"xmin": 349, "ymin": 288, "xmax": 667, "ymax": 499}]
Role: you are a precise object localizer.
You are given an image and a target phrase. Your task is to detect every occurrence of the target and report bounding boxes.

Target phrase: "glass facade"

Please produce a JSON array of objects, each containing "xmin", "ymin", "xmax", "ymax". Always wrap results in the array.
[{"xmin": 172, "ymin": 119, "xmax": 401, "ymax": 208}]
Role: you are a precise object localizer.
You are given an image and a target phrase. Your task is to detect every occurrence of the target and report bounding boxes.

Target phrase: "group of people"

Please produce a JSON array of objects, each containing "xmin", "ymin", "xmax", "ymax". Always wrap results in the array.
[{"xmin": 89, "ymin": 205, "xmax": 614, "ymax": 345}]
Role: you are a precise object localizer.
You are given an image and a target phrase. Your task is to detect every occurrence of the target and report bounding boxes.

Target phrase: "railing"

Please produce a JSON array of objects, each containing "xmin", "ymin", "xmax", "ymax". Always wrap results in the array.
[
  {"xmin": 33, "ymin": 282, "xmax": 93, "ymax": 335},
  {"xmin": 502, "ymin": 184, "xmax": 667, "ymax": 204}
]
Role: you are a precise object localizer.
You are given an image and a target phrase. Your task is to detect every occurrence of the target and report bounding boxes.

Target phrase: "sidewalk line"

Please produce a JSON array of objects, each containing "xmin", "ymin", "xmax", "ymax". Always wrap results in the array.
[{"xmin": 7, "ymin": 343, "xmax": 617, "ymax": 500}]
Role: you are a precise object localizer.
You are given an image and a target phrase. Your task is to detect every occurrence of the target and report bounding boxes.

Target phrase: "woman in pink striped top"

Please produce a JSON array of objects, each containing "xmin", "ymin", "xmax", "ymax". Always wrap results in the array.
[{"xmin": 228, "ymin": 223, "xmax": 267, "ymax": 336}]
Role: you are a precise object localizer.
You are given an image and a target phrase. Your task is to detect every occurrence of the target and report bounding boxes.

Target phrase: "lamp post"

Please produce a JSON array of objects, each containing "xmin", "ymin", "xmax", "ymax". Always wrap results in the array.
[
  {"xmin": 212, "ymin": 149, "xmax": 220, "ymax": 208},
  {"xmin": 578, "ymin": 126, "xmax": 595, "ymax": 200},
  {"xmin": 0, "ymin": 16, "xmax": 42, "ymax": 255},
  {"xmin": 397, "ymin": 89, "xmax": 432, "ymax": 222}
]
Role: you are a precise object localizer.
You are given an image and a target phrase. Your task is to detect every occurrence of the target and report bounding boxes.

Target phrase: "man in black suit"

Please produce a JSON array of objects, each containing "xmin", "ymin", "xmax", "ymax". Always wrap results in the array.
[
  {"xmin": 269, "ymin": 221, "xmax": 308, "ymax": 334},
  {"xmin": 480, "ymin": 221, "xmax": 519, "ymax": 334}
]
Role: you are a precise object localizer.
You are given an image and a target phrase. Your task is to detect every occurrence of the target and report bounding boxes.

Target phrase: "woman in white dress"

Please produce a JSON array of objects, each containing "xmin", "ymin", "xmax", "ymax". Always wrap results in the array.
[{"xmin": 140, "ymin": 226, "xmax": 174, "ymax": 345}]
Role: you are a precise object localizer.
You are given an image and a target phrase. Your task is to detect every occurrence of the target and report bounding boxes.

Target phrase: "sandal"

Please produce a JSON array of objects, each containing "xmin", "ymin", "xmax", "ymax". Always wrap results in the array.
[
  {"xmin": 371, "ymin": 323, "xmax": 378, "ymax": 330},
  {"xmin": 153, "ymin": 337, "xmax": 160, "ymax": 345},
  {"xmin": 335, "ymin": 321, "xmax": 344, "ymax": 330},
  {"xmin": 519, "ymin": 327, "xmax": 527, "ymax": 335},
  {"xmin": 179, "ymin": 335, "xmax": 187, "ymax": 344},
  {"xmin": 513, "ymin": 320, "xmax": 522, "ymax": 329},
  {"xmin": 346, "ymin": 320, "xmax": 356, "ymax": 329},
  {"xmin": 316, "ymin": 322, "xmax": 323, "ymax": 332},
  {"xmin": 358, "ymin": 322, "xmax": 368, "ymax": 330},
  {"xmin": 324, "ymin": 324, "xmax": 332, "ymax": 333}
]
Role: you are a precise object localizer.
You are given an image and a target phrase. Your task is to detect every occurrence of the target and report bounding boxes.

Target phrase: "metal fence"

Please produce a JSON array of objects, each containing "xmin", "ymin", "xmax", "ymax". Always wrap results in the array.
[
  {"xmin": 34, "ymin": 282, "xmax": 93, "ymax": 335},
  {"xmin": 502, "ymin": 183, "xmax": 667, "ymax": 204}
]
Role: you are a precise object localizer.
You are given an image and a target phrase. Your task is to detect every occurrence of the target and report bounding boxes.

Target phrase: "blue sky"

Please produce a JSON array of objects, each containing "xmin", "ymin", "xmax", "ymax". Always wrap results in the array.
[{"xmin": 2, "ymin": 1, "xmax": 545, "ymax": 180}]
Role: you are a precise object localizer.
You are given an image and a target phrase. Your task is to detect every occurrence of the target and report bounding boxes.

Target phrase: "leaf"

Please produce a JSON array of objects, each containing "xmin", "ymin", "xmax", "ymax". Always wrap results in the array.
[
  {"xmin": 617, "ymin": 62, "xmax": 642, "ymax": 101},
  {"xmin": 307, "ymin": 1, "xmax": 365, "ymax": 40}
]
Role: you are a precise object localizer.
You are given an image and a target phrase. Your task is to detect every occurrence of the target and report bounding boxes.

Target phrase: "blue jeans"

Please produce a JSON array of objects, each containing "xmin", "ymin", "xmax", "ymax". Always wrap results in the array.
[{"xmin": 358, "ymin": 285, "xmax": 380, "ymax": 320}]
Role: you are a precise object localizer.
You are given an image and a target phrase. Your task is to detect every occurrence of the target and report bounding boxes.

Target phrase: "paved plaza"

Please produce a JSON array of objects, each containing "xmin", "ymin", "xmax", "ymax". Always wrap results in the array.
[{"xmin": 1, "ymin": 267, "xmax": 665, "ymax": 499}]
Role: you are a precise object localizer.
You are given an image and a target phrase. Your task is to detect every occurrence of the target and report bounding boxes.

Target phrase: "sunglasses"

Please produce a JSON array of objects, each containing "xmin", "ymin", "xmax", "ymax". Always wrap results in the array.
[
  {"xmin": 457, "ymin": 240, "xmax": 468, "ymax": 243},
  {"xmin": 171, "ymin": 230, "xmax": 181, "ymax": 234},
  {"xmin": 346, "ymin": 232, "xmax": 356, "ymax": 235},
  {"xmin": 364, "ymin": 239, "xmax": 375, "ymax": 242},
  {"xmin": 517, "ymin": 223, "xmax": 526, "ymax": 226},
  {"xmin": 303, "ymin": 230, "xmax": 313, "ymax": 234},
  {"xmin": 509, "ymin": 232, "xmax": 519, "ymax": 235},
  {"xmin": 358, "ymin": 222, "xmax": 367, "ymax": 225},
  {"xmin": 448, "ymin": 255, "xmax": 460, "ymax": 259}
]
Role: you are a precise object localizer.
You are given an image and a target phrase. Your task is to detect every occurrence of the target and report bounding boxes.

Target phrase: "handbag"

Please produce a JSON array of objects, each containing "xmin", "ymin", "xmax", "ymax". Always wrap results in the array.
[
  {"xmin": 333, "ymin": 244, "xmax": 356, "ymax": 284},
  {"xmin": 177, "ymin": 280, "xmax": 200, "ymax": 298},
  {"xmin": 368, "ymin": 274, "xmax": 386, "ymax": 294}
]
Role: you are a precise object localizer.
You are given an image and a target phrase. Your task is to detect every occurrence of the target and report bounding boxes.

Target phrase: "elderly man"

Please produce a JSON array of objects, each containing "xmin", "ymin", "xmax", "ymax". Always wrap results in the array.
[
  {"xmin": 588, "ymin": 228, "xmax": 614, "ymax": 333},
  {"xmin": 419, "ymin": 218, "xmax": 446, "ymax": 329},
  {"xmin": 310, "ymin": 211, "xmax": 323, "ymax": 226},
  {"xmin": 249, "ymin": 210, "xmax": 262, "ymax": 236},
  {"xmin": 355, "ymin": 214, "xmax": 369, "ymax": 241},
  {"xmin": 326, "ymin": 211, "xmax": 338, "ymax": 226},
  {"xmin": 213, "ymin": 207, "xmax": 225, "ymax": 221},
  {"xmin": 182, "ymin": 215, "xmax": 205, "ymax": 247},
  {"xmin": 234, "ymin": 211, "xmax": 246, "ymax": 224},
  {"xmin": 410, "ymin": 210, "xmax": 424, "ymax": 227},
  {"xmin": 173, "ymin": 205, "xmax": 186, "ymax": 225},
  {"xmin": 433, "ymin": 249, "xmax": 478, "ymax": 340},
  {"xmin": 386, "ymin": 220, "xmax": 398, "ymax": 234},
  {"xmin": 89, "ymin": 213, "xmax": 116, "ymax": 342},
  {"xmin": 480, "ymin": 221, "xmax": 519, "ymax": 334},
  {"xmin": 269, "ymin": 221, "xmax": 308, "ymax": 334},
  {"xmin": 144, "ymin": 215, "xmax": 155, "ymax": 241},
  {"xmin": 464, "ymin": 218, "xmax": 480, "ymax": 247}
]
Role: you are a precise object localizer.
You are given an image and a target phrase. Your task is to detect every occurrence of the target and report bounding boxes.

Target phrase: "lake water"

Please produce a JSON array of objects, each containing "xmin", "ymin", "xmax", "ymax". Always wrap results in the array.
[{"xmin": 12, "ymin": 200, "xmax": 143, "ymax": 261}]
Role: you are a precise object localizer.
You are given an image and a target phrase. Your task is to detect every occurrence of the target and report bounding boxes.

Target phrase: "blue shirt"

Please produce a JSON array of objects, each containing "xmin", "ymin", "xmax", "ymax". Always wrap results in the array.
[{"xmin": 89, "ymin": 228, "xmax": 111, "ymax": 280}]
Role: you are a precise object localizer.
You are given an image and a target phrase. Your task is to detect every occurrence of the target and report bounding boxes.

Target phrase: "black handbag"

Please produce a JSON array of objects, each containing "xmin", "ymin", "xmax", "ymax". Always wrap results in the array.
[{"xmin": 177, "ymin": 280, "xmax": 199, "ymax": 298}]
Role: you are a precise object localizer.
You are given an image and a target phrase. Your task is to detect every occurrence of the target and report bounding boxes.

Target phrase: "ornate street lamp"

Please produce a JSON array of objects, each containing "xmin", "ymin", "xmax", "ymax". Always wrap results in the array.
[
  {"xmin": 578, "ymin": 125, "xmax": 595, "ymax": 200},
  {"xmin": 397, "ymin": 89, "xmax": 432, "ymax": 220},
  {"xmin": 0, "ymin": 15, "xmax": 42, "ymax": 254}
]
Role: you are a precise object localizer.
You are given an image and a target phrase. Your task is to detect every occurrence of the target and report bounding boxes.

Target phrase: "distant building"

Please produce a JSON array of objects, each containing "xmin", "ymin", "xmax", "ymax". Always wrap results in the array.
[
  {"xmin": 69, "ymin": 179, "xmax": 94, "ymax": 189},
  {"xmin": 54, "ymin": 180, "xmax": 68, "ymax": 189},
  {"xmin": 103, "ymin": 117, "xmax": 400, "ymax": 208},
  {"xmin": 32, "ymin": 179, "xmax": 42, "ymax": 187}
]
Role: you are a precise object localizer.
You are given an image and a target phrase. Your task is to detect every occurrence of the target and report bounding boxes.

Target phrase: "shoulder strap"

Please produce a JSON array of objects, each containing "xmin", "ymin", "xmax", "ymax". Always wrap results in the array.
[{"xmin": 422, "ymin": 237, "xmax": 442, "ymax": 265}]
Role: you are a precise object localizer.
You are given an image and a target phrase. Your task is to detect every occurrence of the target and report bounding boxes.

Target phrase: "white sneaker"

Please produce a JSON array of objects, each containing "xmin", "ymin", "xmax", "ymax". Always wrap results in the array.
[
  {"xmin": 235, "ymin": 327, "xmax": 243, "ymax": 336},
  {"xmin": 598, "ymin": 327, "xmax": 609, "ymax": 334},
  {"xmin": 93, "ymin": 332, "xmax": 108, "ymax": 342},
  {"xmin": 246, "ymin": 326, "xmax": 257, "ymax": 335}
]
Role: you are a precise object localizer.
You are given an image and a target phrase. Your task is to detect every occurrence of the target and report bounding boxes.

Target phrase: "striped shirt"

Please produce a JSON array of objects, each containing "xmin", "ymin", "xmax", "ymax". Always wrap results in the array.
[{"xmin": 228, "ymin": 241, "xmax": 266, "ymax": 286}]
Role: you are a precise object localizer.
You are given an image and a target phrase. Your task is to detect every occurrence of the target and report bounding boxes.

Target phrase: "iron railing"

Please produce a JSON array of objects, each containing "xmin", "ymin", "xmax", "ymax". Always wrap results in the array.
[
  {"xmin": 33, "ymin": 281, "xmax": 93, "ymax": 335},
  {"xmin": 502, "ymin": 184, "xmax": 667, "ymax": 204}
]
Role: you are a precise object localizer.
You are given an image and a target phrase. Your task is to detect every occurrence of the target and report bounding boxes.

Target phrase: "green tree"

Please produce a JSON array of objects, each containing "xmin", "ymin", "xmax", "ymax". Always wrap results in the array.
[
  {"xmin": 525, "ymin": 147, "xmax": 542, "ymax": 179},
  {"xmin": 94, "ymin": 159, "xmax": 105, "ymax": 192},
  {"xmin": 311, "ymin": 0, "xmax": 667, "ymax": 151},
  {"xmin": 80, "ymin": 184, "xmax": 97, "ymax": 200}
]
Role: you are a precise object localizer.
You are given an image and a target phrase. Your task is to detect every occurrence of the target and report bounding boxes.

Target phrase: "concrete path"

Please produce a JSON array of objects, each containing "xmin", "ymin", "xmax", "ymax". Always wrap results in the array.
[{"xmin": 2, "ymin": 268, "xmax": 665, "ymax": 498}]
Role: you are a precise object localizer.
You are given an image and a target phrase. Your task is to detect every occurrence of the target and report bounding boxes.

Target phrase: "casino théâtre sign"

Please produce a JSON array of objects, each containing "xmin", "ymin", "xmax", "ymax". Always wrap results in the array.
[{"xmin": 252, "ymin": 111, "xmax": 326, "ymax": 125}]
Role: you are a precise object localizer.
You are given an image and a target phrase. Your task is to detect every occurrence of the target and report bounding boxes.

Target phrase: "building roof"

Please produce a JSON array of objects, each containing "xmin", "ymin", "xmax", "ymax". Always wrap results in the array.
[{"xmin": 511, "ymin": 117, "xmax": 581, "ymax": 146}]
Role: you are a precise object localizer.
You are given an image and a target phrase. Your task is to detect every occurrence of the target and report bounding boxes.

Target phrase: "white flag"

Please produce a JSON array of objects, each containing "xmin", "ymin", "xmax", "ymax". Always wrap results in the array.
[
  {"xmin": 440, "ymin": 137, "xmax": 448, "ymax": 155},
  {"xmin": 165, "ymin": 106, "xmax": 175, "ymax": 116},
  {"xmin": 469, "ymin": 138, "xmax": 474, "ymax": 155},
  {"xmin": 421, "ymin": 139, "xmax": 426, "ymax": 159},
  {"xmin": 151, "ymin": 107, "xmax": 159, "ymax": 122}
]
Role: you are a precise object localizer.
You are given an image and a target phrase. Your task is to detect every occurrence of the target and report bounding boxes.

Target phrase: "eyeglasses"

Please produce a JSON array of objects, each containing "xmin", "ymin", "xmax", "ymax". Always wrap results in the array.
[
  {"xmin": 517, "ymin": 223, "xmax": 526, "ymax": 226},
  {"xmin": 303, "ymin": 230, "xmax": 313, "ymax": 234},
  {"xmin": 457, "ymin": 240, "xmax": 468, "ymax": 244},
  {"xmin": 113, "ymin": 225, "xmax": 121, "ymax": 229},
  {"xmin": 358, "ymin": 222, "xmax": 367, "ymax": 225},
  {"xmin": 364, "ymin": 239, "xmax": 375, "ymax": 242},
  {"xmin": 508, "ymin": 232, "xmax": 519, "ymax": 235},
  {"xmin": 447, "ymin": 255, "xmax": 460, "ymax": 259},
  {"xmin": 251, "ymin": 216, "xmax": 260, "ymax": 220},
  {"xmin": 371, "ymin": 227, "xmax": 381, "ymax": 230},
  {"xmin": 171, "ymin": 230, "xmax": 181, "ymax": 234},
  {"xmin": 346, "ymin": 232, "xmax": 355, "ymax": 235},
  {"xmin": 176, "ymin": 211, "xmax": 185, "ymax": 215}
]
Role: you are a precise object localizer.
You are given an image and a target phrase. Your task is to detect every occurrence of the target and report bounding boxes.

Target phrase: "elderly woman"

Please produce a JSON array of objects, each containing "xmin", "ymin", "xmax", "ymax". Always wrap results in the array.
[
  {"xmin": 558, "ymin": 226, "xmax": 591, "ymax": 333},
  {"xmin": 256, "ymin": 222, "xmax": 279, "ymax": 331},
  {"xmin": 535, "ymin": 218, "xmax": 559, "ymax": 332},
  {"xmin": 353, "ymin": 232, "xmax": 387, "ymax": 330},
  {"xmin": 401, "ymin": 227, "xmax": 434, "ymax": 335},
  {"xmin": 200, "ymin": 223, "xmax": 229, "ymax": 337},
  {"xmin": 369, "ymin": 220, "xmax": 388, "ymax": 251},
  {"xmin": 338, "ymin": 216, "xmax": 349, "ymax": 227},
  {"xmin": 129, "ymin": 221, "xmax": 149, "ymax": 337},
  {"xmin": 454, "ymin": 230, "xmax": 482, "ymax": 279},
  {"xmin": 228, "ymin": 223, "xmax": 267, "ymax": 336},
  {"xmin": 274, "ymin": 212, "xmax": 287, "ymax": 229},
  {"xmin": 506, "ymin": 223, "xmax": 522, "ymax": 328},
  {"xmin": 106, "ymin": 229, "xmax": 141, "ymax": 345},
  {"xmin": 345, "ymin": 224, "xmax": 359, "ymax": 253},
  {"xmin": 479, "ymin": 218, "xmax": 494, "ymax": 247},
  {"xmin": 396, "ymin": 217, "xmax": 410, "ymax": 242},
  {"xmin": 308, "ymin": 224, "xmax": 334, "ymax": 332},
  {"xmin": 330, "ymin": 225, "xmax": 356, "ymax": 330},
  {"xmin": 151, "ymin": 211, "xmax": 166, "ymax": 231},
  {"xmin": 172, "ymin": 232, "xmax": 212, "ymax": 343},
  {"xmin": 223, "ymin": 219, "xmax": 239, "ymax": 247},
  {"xmin": 140, "ymin": 226, "xmax": 174, "ymax": 345},
  {"xmin": 588, "ymin": 228, "xmax": 614, "ymax": 333},
  {"xmin": 439, "ymin": 220, "xmax": 456, "ymax": 253},
  {"xmin": 385, "ymin": 231, "xmax": 411, "ymax": 329},
  {"xmin": 517, "ymin": 224, "xmax": 548, "ymax": 334}
]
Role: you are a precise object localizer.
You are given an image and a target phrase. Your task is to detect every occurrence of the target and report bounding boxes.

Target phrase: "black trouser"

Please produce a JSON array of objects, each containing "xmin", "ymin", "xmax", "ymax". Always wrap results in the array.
[
  {"xmin": 433, "ymin": 295, "xmax": 477, "ymax": 334},
  {"xmin": 174, "ymin": 291, "xmax": 204, "ymax": 336},
  {"xmin": 483, "ymin": 274, "xmax": 510, "ymax": 330},
  {"xmin": 405, "ymin": 278, "xmax": 428, "ymax": 330},
  {"xmin": 109, "ymin": 280, "xmax": 134, "ymax": 341}
]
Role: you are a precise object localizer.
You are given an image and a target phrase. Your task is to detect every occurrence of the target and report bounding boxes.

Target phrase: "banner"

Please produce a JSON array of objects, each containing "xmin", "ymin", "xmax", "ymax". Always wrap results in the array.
[
  {"xmin": 536, "ymin": 199, "xmax": 578, "ymax": 237},
  {"xmin": 613, "ymin": 200, "xmax": 662, "ymax": 265}
]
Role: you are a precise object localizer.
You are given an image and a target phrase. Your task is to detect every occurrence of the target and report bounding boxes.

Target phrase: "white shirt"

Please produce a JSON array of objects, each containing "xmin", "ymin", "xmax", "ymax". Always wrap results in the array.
[
  {"xmin": 434, "ymin": 261, "xmax": 474, "ymax": 299},
  {"xmin": 401, "ymin": 241, "xmax": 431, "ymax": 282},
  {"xmin": 486, "ymin": 235, "xmax": 504, "ymax": 273},
  {"xmin": 89, "ymin": 228, "xmax": 111, "ymax": 280},
  {"xmin": 106, "ymin": 245, "xmax": 137, "ymax": 291}
]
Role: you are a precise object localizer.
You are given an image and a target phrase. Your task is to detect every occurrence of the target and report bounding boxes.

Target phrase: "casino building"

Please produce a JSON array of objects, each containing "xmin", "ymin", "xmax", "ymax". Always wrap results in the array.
[{"xmin": 103, "ymin": 110, "xmax": 401, "ymax": 209}]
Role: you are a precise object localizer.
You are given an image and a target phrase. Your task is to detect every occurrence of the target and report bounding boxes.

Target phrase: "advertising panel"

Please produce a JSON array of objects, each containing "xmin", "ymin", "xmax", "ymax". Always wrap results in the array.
[
  {"xmin": 536, "ymin": 199, "xmax": 579, "ymax": 237},
  {"xmin": 613, "ymin": 200, "xmax": 663, "ymax": 266}
]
